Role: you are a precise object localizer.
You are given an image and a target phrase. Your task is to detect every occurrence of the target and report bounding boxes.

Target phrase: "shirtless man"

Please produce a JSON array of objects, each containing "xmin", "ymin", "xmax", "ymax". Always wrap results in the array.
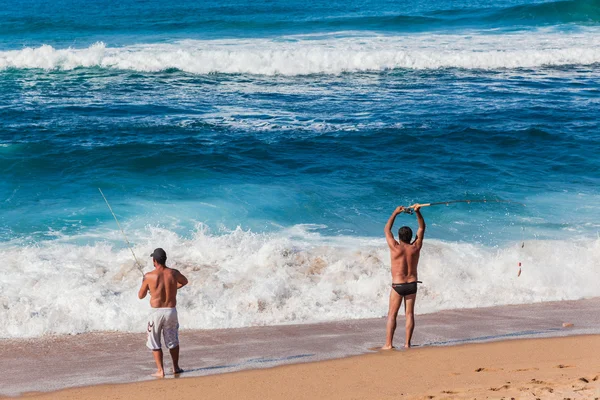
[
  {"xmin": 138, "ymin": 248, "xmax": 188, "ymax": 377},
  {"xmin": 382, "ymin": 204, "xmax": 425, "ymax": 350}
]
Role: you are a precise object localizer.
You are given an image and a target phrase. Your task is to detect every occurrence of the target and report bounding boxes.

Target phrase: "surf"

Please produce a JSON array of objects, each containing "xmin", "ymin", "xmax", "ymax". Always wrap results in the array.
[
  {"xmin": 2, "ymin": 27, "xmax": 600, "ymax": 75},
  {"xmin": 1, "ymin": 225, "xmax": 598, "ymax": 338}
]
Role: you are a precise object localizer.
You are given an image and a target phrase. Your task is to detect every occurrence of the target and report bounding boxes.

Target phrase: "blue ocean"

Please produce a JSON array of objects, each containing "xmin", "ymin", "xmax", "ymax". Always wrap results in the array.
[{"xmin": 1, "ymin": 0, "xmax": 599, "ymax": 338}]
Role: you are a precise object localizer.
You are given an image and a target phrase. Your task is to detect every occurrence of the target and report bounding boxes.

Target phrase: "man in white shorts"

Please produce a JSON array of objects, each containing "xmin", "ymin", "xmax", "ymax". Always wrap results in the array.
[{"xmin": 138, "ymin": 248, "xmax": 188, "ymax": 377}]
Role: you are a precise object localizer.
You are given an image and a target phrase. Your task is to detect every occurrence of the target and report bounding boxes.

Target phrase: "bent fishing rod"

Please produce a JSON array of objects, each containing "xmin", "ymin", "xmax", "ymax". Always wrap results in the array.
[
  {"xmin": 400, "ymin": 199, "xmax": 525, "ymax": 214},
  {"xmin": 98, "ymin": 188, "xmax": 145, "ymax": 276}
]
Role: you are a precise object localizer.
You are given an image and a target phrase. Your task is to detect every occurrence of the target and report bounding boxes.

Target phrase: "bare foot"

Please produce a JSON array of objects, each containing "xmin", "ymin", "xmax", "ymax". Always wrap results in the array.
[
  {"xmin": 173, "ymin": 368, "xmax": 184, "ymax": 375},
  {"xmin": 381, "ymin": 345, "xmax": 395, "ymax": 350},
  {"xmin": 151, "ymin": 370, "xmax": 165, "ymax": 378},
  {"xmin": 404, "ymin": 344, "xmax": 411, "ymax": 349}
]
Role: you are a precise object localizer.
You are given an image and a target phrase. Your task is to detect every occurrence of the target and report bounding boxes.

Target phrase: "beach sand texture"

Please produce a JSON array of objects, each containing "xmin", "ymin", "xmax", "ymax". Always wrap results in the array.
[
  {"xmin": 2, "ymin": 298, "xmax": 599, "ymax": 399},
  {"xmin": 11, "ymin": 335, "xmax": 600, "ymax": 399}
]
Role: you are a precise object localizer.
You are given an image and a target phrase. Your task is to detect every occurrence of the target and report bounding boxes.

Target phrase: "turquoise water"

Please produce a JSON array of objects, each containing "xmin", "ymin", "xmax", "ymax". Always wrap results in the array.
[{"xmin": 0, "ymin": 0, "xmax": 599, "ymax": 337}]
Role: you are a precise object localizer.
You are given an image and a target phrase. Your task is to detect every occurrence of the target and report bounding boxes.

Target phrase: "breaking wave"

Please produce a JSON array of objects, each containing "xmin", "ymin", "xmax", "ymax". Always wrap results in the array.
[
  {"xmin": 2, "ymin": 29, "xmax": 600, "ymax": 75},
  {"xmin": 1, "ymin": 225, "xmax": 599, "ymax": 338}
]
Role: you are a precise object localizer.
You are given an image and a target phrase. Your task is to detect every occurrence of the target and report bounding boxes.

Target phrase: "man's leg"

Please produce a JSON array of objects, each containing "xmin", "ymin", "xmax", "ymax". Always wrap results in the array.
[
  {"xmin": 164, "ymin": 312, "xmax": 182, "ymax": 374},
  {"xmin": 169, "ymin": 346, "xmax": 183, "ymax": 374},
  {"xmin": 151, "ymin": 349, "xmax": 165, "ymax": 377},
  {"xmin": 382, "ymin": 289, "xmax": 402, "ymax": 350},
  {"xmin": 403, "ymin": 293, "xmax": 417, "ymax": 348},
  {"xmin": 146, "ymin": 316, "xmax": 165, "ymax": 377}
]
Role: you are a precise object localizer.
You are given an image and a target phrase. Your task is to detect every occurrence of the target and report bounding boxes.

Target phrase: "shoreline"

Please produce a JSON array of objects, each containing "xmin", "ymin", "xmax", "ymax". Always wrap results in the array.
[
  {"xmin": 11, "ymin": 335, "xmax": 600, "ymax": 399},
  {"xmin": 2, "ymin": 297, "xmax": 599, "ymax": 397}
]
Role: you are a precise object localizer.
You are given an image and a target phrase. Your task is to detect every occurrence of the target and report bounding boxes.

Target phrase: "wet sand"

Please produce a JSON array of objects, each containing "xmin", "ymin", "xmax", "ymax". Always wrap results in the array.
[
  {"xmin": 15, "ymin": 335, "xmax": 600, "ymax": 400},
  {"xmin": 2, "ymin": 297, "xmax": 600, "ymax": 398}
]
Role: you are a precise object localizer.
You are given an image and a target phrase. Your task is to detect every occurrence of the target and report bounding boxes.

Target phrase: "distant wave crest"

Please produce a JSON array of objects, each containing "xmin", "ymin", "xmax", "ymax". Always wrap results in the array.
[
  {"xmin": 2, "ymin": 0, "xmax": 598, "ymax": 37},
  {"xmin": 356, "ymin": 0, "xmax": 600, "ymax": 27},
  {"xmin": 492, "ymin": 0, "xmax": 600, "ymax": 25},
  {"xmin": 1, "ymin": 30, "xmax": 600, "ymax": 75}
]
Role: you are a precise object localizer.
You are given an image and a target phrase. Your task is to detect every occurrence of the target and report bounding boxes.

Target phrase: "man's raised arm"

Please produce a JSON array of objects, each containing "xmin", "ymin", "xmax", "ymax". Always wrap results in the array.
[
  {"xmin": 384, "ymin": 206, "xmax": 404, "ymax": 248},
  {"xmin": 411, "ymin": 203, "xmax": 426, "ymax": 249}
]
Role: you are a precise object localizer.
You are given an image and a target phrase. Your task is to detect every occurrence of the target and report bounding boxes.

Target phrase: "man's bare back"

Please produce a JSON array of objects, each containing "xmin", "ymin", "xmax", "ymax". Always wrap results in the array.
[
  {"xmin": 382, "ymin": 204, "xmax": 426, "ymax": 349},
  {"xmin": 388, "ymin": 238, "xmax": 421, "ymax": 283},
  {"xmin": 140, "ymin": 267, "xmax": 187, "ymax": 308}
]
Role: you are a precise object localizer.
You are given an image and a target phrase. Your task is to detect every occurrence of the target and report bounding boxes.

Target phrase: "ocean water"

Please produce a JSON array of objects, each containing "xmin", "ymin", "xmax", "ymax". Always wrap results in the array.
[{"xmin": 1, "ymin": 0, "xmax": 599, "ymax": 338}]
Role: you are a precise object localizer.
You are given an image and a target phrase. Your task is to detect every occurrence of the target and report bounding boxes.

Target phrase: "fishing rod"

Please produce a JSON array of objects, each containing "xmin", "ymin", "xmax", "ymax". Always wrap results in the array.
[
  {"xmin": 98, "ymin": 188, "xmax": 145, "ymax": 276},
  {"xmin": 400, "ymin": 199, "xmax": 525, "ymax": 214}
]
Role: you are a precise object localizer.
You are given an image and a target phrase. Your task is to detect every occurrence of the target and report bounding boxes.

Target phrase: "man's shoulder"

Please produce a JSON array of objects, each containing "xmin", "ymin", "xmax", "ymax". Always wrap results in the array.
[
  {"xmin": 410, "ymin": 241, "xmax": 424, "ymax": 251},
  {"xmin": 144, "ymin": 270, "xmax": 159, "ymax": 280}
]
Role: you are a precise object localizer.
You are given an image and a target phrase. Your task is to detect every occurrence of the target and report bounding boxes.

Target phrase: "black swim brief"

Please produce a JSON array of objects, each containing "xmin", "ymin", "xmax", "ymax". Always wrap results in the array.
[{"xmin": 391, "ymin": 281, "xmax": 421, "ymax": 296}]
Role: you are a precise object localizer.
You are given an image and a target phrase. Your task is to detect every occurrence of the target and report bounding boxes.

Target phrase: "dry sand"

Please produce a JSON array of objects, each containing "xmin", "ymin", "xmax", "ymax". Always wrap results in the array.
[{"xmin": 13, "ymin": 334, "xmax": 600, "ymax": 399}]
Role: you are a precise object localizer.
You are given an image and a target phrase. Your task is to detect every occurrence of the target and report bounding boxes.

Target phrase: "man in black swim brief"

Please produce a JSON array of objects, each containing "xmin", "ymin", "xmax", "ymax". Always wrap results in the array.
[
  {"xmin": 391, "ymin": 281, "xmax": 419, "ymax": 296},
  {"xmin": 382, "ymin": 203, "xmax": 426, "ymax": 349}
]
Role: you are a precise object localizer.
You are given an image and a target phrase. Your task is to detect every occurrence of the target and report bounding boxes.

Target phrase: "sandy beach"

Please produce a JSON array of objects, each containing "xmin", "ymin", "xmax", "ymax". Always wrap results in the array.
[
  {"xmin": 2, "ymin": 298, "xmax": 599, "ymax": 399},
  {"xmin": 13, "ymin": 334, "xmax": 600, "ymax": 400}
]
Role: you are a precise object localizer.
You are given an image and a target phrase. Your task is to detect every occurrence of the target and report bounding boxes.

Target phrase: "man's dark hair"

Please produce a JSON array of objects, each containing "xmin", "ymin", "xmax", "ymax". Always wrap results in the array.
[
  {"xmin": 150, "ymin": 248, "xmax": 167, "ymax": 265},
  {"xmin": 398, "ymin": 226, "xmax": 413, "ymax": 243}
]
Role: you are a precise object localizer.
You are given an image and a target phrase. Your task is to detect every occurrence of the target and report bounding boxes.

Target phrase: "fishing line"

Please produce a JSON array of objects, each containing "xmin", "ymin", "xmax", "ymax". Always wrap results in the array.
[
  {"xmin": 98, "ymin": 188, "xmax": 144, "ymax": 276},
  {"xmin": 400, "ymin": 198, "xmax": 527, "ymax": 277}
]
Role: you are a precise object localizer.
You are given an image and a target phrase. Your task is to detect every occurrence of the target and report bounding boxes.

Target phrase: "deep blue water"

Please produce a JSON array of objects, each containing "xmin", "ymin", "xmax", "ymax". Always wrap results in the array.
[{"xmin": 1, "ymin": 0, "xmax": 599, "ymax": 244}]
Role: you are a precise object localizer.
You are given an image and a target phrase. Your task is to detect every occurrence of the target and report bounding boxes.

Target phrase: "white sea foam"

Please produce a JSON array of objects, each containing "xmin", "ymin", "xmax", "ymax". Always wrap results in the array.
[
  {"xmin": 1, "ymin": 225, "xmax": 599, "ymax": 338},
  {"xmin": 1, "ymin": 29, "xmax": 600, "ymax": 75}
]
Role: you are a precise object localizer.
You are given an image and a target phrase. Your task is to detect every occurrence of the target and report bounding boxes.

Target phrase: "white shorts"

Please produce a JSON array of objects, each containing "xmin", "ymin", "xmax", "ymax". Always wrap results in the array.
[{"xmin": 146, "ymin": 307, "xmax": 179, "ymax": 350}]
